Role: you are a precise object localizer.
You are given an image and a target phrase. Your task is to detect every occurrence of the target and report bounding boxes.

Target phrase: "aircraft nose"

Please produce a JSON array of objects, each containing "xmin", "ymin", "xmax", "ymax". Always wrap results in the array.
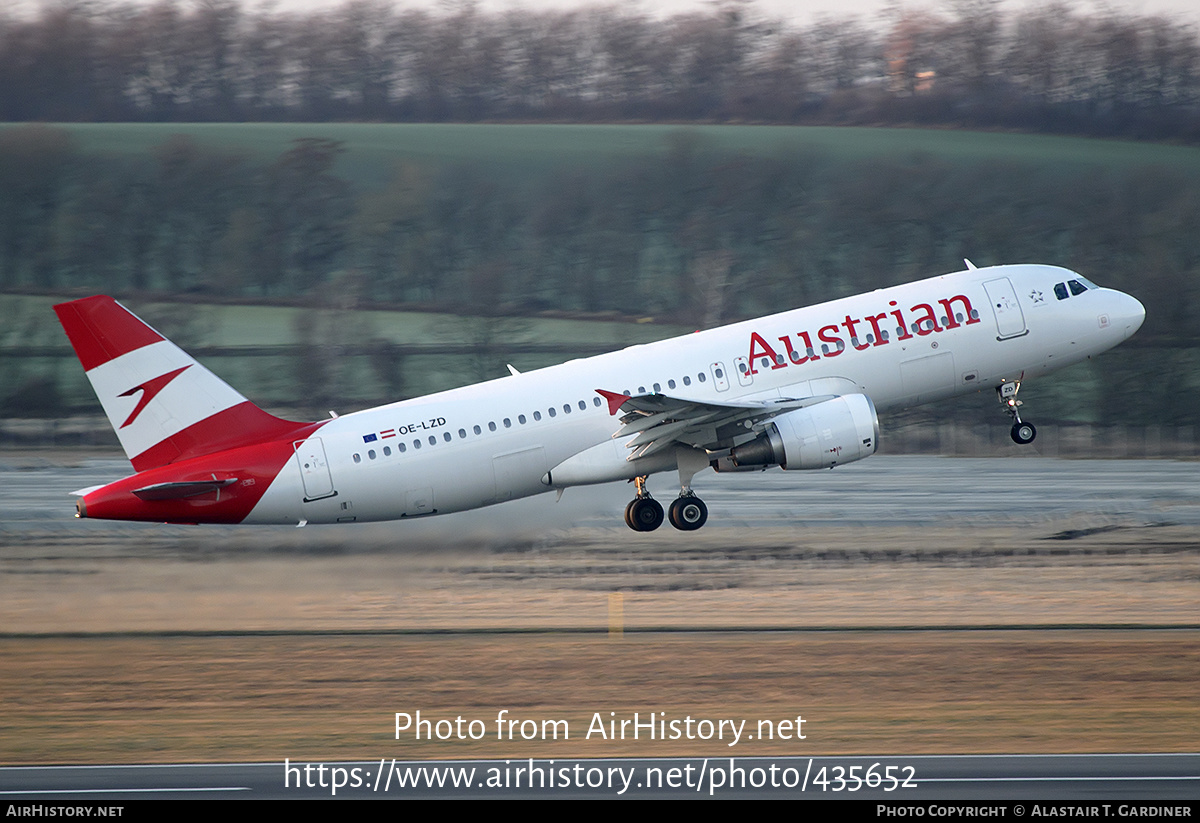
[{"xmin": 1120, "ymin": 291, "xmax": 1146, "ymax": 338}]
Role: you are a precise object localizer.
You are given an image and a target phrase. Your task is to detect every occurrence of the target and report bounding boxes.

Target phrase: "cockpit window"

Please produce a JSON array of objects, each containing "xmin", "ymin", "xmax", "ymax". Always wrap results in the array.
[
  {"xmin": 1054, "ymin": 283, "xmax": 1069, "ymax": 300},
  {"xmin": 1068, "ymin": 279, "xmax": 1088, "ymax": 296}
]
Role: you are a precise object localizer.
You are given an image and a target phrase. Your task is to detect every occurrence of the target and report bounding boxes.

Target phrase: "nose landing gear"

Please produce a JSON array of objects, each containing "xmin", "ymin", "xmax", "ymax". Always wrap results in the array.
[{"xmin": 999, "ymin": 381, "xmax": 1037, "ymax": 445}]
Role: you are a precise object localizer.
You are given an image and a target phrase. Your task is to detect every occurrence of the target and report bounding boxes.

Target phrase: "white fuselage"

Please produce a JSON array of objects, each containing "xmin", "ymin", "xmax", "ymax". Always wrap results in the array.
[{"xmin": 245, "ymin": 264, "xmax": 1145, "ymax": 525}]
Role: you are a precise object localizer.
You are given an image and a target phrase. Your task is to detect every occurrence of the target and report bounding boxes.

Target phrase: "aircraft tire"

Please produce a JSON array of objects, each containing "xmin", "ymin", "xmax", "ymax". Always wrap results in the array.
[
  {"xmin": 668, "ymin": 496, "xmax": 708, "ymax": 531},
  {"xmin": 1011, "ymin": 422, "xmax": 1037, "ymax": 445},
  {"xmin": 628, "ymin": 498, "xmax": 664, "ymax": 531}
]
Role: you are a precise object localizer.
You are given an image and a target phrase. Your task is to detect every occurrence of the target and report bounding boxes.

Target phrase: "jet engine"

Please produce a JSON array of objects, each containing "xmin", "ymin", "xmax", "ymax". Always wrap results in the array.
[{"xmin": 721, "ymin": 394, "xmax": 879, "ymax": 471}]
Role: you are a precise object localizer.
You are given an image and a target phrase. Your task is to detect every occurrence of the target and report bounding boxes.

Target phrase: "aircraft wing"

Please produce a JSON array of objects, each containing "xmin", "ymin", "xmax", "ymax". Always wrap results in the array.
[{"xmin": 595, "ymin": 388, "xmax": 836, "ymax": 461}]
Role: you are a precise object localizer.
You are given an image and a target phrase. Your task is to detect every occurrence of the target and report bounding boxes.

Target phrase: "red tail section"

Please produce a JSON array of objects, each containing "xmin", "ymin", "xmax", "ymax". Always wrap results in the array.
[{"xmin": 55, "ymin": 296, "xmax": 316, "ymax": 471}]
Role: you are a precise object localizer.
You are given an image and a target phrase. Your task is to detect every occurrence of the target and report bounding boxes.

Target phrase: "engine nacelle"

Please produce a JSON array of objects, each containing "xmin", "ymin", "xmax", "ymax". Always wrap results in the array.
[{"xmin": 726, "ymin": 394, "xmax": 879, "ymax": 471}]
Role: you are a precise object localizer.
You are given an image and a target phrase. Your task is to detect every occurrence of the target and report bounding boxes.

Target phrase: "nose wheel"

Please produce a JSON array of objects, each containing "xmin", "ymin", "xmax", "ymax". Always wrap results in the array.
[
  {"xmin": 999, "ymin": 380, "xmax": 1037, "ymax": 445},
  {"xmin": 1011, "ymin": 421, "xmax": 1037, "ymax": 445}
]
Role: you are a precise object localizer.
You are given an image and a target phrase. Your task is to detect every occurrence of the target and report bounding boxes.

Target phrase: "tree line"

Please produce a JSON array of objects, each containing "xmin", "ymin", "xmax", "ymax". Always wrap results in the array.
[
  {"xmin": 1, "ymin": 0, "xmax": 1199, "ymax": 139},
  {"xmin": 2, "ymin": 124, "xmax": 1196, "ymax": 348}
]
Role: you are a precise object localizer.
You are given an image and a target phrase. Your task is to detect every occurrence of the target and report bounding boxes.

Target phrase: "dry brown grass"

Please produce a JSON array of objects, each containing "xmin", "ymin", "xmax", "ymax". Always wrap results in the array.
[
  {"xmin": 2, "ymin": 522, "xmax": 1197, "ymax": 764},
  {"xmin": 3, "ymin": 632, "xmax": 1197, "ymax": 764}
]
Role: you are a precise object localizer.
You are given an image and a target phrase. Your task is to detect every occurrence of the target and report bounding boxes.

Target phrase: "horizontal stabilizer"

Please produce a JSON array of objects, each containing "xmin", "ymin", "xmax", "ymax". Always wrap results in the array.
[{"xmin": 132, "ymin": 479, "xmax": 237, "ymax": 501}]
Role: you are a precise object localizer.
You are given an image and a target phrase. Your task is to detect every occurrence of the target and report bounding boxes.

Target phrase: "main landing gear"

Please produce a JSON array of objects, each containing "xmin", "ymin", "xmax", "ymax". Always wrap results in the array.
[
  {"xmin": 625, "ymin": 476, "xmax": 664, "ymax": 531},
  {"xmin": 624, "ymin": 475, "xmax": 709, "ymax": 532},
  {"xmin": 668, "ymin": 494, "xmax": 708, "ymax": 531},
  {"xmin": 999, "ymin": 380, "xmax": 1037, "ymax": 445}
]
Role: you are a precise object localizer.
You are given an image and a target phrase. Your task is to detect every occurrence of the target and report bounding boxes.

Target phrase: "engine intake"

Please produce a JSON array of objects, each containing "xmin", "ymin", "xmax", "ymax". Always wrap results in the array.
[{"xmin": 725, "ymin": 394, "xmax": 879, "ymax": 471}]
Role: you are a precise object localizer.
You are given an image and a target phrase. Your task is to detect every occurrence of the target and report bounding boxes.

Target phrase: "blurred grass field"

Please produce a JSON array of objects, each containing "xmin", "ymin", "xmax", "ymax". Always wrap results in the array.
[{"xmin": 38, "ymin": 123, "xmax": 1200, "ymax": 189}]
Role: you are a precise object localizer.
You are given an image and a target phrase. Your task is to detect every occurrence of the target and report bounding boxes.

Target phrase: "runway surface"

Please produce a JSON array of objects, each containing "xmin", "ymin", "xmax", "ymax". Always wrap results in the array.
[
  {"xmin": 3, "ymin": 453, "xmax": 1198, "ymax": 535},
  {"xmin": 3, "ymin": 754, "xmax": 1198, "ymax": 799}
]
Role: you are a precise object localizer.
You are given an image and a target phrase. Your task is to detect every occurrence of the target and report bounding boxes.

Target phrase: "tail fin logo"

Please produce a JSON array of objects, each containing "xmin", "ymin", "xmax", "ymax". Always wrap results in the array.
[{"xmin": 118, "ymin": 365, "xmax": 191, "ymax": 429}]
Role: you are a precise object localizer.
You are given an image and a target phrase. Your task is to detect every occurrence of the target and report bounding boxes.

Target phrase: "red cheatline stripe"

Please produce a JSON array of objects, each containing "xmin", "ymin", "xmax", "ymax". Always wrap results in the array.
[{"xmin": 53, "ymin": 296, "xmax": 165, "ymax": 372}]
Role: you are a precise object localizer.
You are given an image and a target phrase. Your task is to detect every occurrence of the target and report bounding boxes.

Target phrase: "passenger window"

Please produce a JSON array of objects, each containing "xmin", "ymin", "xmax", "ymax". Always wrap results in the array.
[
  {"xmin": 428, "ymin": 435, "xmax": 436, "ymax": 445},
  {"xmin": 353, "ymin": 454, "xmax": 361, "ymax": 463},
  {"xmin": 383, "ymin": 446, "xmax": 391, "ymax": 456},
  {"xmin": 697, "ymin": 372, "xmax": 706, "ymax": 382},
  {"xmin": 503, "ymin": 418, "xmax": 511, "ymax": 428},
  {"xmin": 413, "ymin": 440, "xmax": 421, "ymax": 449},
  {"xmin": 592, "ymin": 398, "xmax": 601, "ymax": 407},
  {"xmin": 1068, "ymin": 279, "xmax": 1087, "ymax": 296},
  {"xmin": 458, "ymin": 428, "xmax": 466, "ymax": 438},
  {"xmin": 563, "ymin": 404, "xmax": 571, "ymax": 414},
  {"xmin": 668, "ymin": 379, "xmax": 677, "ymax": 389},
  {"xmin": 533, "ymin": 411, "xmax": 542, "ymax": 421},
  {"xmin": 1054, "ymin": 283, "xmax": 1069, "ymax": 300},
  {"xmin": 548, "ymin": 407, "xmax": 557, "ymax": 418},
  {"xmin": 578, "ymin": 401, "xmax": 586, "ymax": 410},
  {"xmin": 398, "ymin": 442, "xmax": 406, "ymax": 453},
  {"xmin": 519, "ymin": 414, "xmax": 527, "ymax": 424},
  {"xmin": 683, "ymin": 375, "xmax": 691, "ymax": 386},
  {"xmin": 443, "ymin": 432, "xmax": 451, "ymax": 442},
  {"xmin": 368, "ymin": 450, "xmax": 376, "ymax": 459},
  {"xmin": 473, "ymin": 425, "xmax": 482, "ymax": 435},
  {"xmin": 488, "ymin": 421, "xmax": 497, "ymax": 432},
  {"xmin": 653, "ymin": 383, "xmax": 661, "ymax": 392}
]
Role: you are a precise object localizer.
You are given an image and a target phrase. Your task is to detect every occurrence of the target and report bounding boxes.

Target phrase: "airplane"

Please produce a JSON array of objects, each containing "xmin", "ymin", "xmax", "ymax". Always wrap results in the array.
[{"xmin": 55, "ymin": 263, "xmax": 1144, "ymax": 531}]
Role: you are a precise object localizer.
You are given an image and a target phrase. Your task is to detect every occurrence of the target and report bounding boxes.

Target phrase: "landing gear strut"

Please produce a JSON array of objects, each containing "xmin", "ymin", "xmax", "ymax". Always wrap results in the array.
[
  {"xmin": 625, "ymin": 476, "xmax": 664, "ymax": 531},
  {"xmin": 999, "ymin": 380, "xmax": 1037, "ymax": 445}
]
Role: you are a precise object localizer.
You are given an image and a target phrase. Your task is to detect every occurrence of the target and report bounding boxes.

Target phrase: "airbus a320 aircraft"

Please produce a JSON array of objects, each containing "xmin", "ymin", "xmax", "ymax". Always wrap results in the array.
[{"xmin": 56, "ymin": 263, "xmax": 1143, "ymax": 531}]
